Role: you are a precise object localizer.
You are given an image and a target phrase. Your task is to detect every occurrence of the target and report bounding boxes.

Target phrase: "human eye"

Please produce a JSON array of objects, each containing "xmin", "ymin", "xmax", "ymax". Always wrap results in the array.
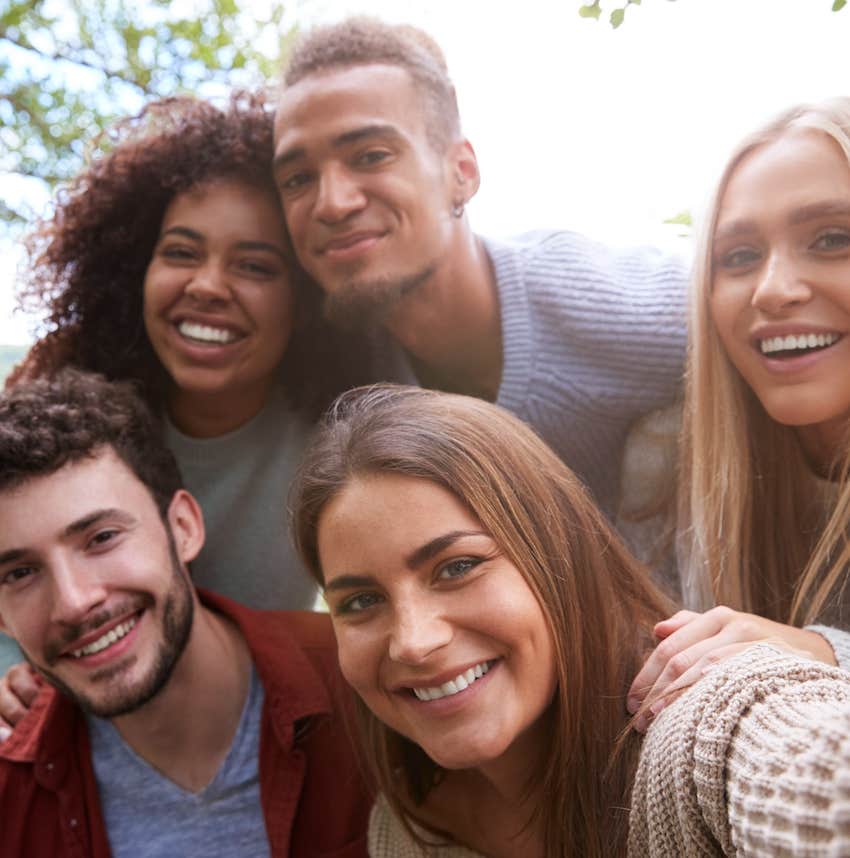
[
  {"xmin": 159, "ymin": 243, "xmax": 198, "ymax": 263},
  {"xmin": 87, "ymin": 529, "xmax": 120, "ymax": 552},
  {"xmin": 334, "ymin": 591, "xmax": 384, "ymax": 615},
  {"xmin": 356, "ymin": 149, "xmax": 392, "ymax": 168},
  {"xmin": 715, "ymin": 245, "xmax": 761, "ymax": 272},
  {"xmin": 436, "ymin": 557, "xmax": 482, "ymax": 582},
  {"xmin": 811, "ymin": 229, "xmax": 850, "ymax": 253},
  {"xmin": 238, "ymin": 258, "xmax": 278, "ymax": 278},
  {"xmin": 278, "ymin": 171, "xmax": 313, "ymax": 194},
  {"xmin": 0, "ymin": 565, "xmax": 37, "ymax": 587}
]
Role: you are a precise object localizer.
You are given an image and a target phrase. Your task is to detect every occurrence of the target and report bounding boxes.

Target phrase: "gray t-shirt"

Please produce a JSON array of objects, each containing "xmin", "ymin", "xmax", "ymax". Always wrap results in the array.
[{"xmin": 87, "ymin": 666, "xmax": 270, "ymax": 858}]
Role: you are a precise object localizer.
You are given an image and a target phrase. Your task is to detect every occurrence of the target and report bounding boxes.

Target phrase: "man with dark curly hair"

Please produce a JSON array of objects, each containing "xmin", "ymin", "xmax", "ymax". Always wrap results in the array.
[
  {"xmin": 273, "ymin": 17, "xmax": 688, "ymax": 520},
  {"xmin": 0, "ymin": 370, "xmax": 370, "ymax": 857}
]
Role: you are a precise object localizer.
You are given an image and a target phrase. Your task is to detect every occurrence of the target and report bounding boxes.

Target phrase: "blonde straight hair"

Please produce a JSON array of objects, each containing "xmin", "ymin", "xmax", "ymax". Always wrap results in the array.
[{"xmin": 681, "ymin": 97, "xmax": 850, "ymax": 624}]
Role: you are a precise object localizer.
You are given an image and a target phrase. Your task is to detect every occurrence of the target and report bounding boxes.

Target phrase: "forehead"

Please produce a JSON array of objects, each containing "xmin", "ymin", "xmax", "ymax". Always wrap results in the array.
[
  {"xmin": 0, "ymin": 450, "xmax": 157, "ymax": 547},
  {"xmin": 718, "ymin": 129, "xmax": 850, "ymax": 221},
  {"xmin": 161, "ymin": 181, "xmax": 287, "ymax": 245},
  {"xmin": 274, "ymin": 64, "xmax": 429, "ymax": 155}
]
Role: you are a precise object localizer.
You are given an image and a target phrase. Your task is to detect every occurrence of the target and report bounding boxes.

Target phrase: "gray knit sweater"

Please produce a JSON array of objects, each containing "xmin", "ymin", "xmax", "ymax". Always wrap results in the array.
[
  {"xmin": 382, "ymin": 231, "xmax": 688, "ymax": 519},
  {"xmin": 483, "ymin": 232, "xmax": 687, "ymax": 516},
  {"xmin": 368, "ymin": 646, "xmax": 850, "ymax": 857}
]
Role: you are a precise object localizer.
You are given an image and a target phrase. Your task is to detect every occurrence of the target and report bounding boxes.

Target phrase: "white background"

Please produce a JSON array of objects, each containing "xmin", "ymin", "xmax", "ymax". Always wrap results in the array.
[{"xmin": 3, "ymin": 0, "xmax": 848, "ymax": 343}]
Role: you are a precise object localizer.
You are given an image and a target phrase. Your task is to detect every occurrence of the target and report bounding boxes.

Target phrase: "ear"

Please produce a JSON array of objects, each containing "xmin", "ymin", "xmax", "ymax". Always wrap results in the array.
[
  {"xmin": 166, "ymin": 490, "xmax": 205, "ymax": 566},
  {"xmin": 449, "ymin": 138, "xmax": 481, "ymax": 202}
]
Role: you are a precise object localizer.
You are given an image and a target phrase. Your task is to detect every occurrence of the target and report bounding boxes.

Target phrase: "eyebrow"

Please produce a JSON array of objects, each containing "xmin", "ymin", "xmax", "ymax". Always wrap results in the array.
[
  {"xmin": 323, "ymin": 530, "xmax": 487, "ymax": 594},
  {"xmin": 158, "ymin": 226, "xmax": 287, "ymax": 260},
  {"xmin": 273, "ymin": 124, "xmax": 404, "ymax": 171},
  {"xmin": 0, "ymin": 509, "xmax": 134, "ymax": 566},
  {"xmin": 714, "ymin": 200, "xmax": 850, "ymax": 242}
]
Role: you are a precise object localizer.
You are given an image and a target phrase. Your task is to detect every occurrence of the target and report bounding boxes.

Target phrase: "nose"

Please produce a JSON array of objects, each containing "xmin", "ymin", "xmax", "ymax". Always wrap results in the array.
[
  {"xmin": 314, "ymin": 166, "xmax": 367, "ymax": 225},
  {"xmin": 49, "ymin": 557, "xmax": 108, "ymax": 626},
  {"xmin": 751, "ymin": 251, "xmax": 812, "ymax": 314},
  {"xmin": 388, "ymin": 599, "xmax": 453, "ymax": 665},
  {"xmin": 184, "ymin": 261, "xmax": 232, "ymax": 304}
]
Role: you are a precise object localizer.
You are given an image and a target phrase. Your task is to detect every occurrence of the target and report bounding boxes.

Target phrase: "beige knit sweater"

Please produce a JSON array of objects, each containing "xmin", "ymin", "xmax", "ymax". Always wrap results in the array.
[{"xmin": 369, "ymin": 646, "xmax": 850, "ymax": 857}]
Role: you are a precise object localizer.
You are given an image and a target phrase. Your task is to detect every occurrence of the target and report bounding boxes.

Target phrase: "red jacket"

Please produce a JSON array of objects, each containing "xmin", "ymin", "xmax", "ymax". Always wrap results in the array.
[{"xmin": 0, "ymin": 591, "xmax": 372, "ymax": 857}]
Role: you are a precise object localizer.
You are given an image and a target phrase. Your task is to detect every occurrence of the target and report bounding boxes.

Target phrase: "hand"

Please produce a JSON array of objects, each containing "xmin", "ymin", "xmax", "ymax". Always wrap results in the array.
[
  {"xmin": 627, "ymin": 606, "xmax": 837, "ymax": 732},
  {"xmin": 0, "ymin": 661, "xmax": 42, "ymax": 740}
]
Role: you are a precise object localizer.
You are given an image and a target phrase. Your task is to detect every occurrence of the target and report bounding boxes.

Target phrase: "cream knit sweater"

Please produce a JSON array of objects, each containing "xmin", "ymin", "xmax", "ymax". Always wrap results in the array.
[{"xmin": 368, "ymin": 646, "xmax": 850, "ymax": 857}]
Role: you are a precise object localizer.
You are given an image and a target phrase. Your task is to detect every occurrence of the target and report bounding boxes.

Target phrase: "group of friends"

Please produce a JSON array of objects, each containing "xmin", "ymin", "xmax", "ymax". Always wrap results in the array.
[{"xmin": 1, "ymin": 15, "xmax": 850, "ymax": 858}]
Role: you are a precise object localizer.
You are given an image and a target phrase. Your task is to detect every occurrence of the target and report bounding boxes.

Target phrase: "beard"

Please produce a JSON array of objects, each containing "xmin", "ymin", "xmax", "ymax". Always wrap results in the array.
[
  {"xmin": 322, "ymin": 264, "xmax": 436, "ymax": 331},
  {"xmin": 31, "ymin": 532, "xmax": 195, "ymax": 719}
]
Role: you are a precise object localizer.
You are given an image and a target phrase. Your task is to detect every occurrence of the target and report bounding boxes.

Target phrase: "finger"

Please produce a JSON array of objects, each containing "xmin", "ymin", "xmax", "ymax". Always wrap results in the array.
[
  {"xmin": 0, "ymin": 680, "xmax": 30, "ymax": 729},
  {"xmin": 628, "ymin": 610, "xmax": 733, "ymax": 711},
  {"xmin": 653, "ymin": 610, "xmax": 701, "ymax": 640},
  {"xmin": 7, "ymin": 663, "xmax": 41, "ymax": 707},
  {"xmin": 633, "ymin": 641, "xmax": 752, "ymax": 732}
]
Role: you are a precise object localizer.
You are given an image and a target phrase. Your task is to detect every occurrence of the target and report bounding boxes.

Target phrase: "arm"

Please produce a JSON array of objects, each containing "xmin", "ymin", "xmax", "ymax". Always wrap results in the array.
[{"xmin": 629, "ymin": 645, "xmax": 850, "ymax": 857}]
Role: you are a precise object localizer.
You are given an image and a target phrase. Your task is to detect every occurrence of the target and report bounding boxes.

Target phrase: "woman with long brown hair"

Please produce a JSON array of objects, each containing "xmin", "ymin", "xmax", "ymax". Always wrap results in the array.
[{"xmin": 291, "ymin": 384, "xmax": 850, "ymax": 857}]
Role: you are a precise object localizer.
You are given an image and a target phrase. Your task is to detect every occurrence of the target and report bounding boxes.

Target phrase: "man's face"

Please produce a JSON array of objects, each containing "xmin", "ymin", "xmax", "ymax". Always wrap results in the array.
[
  {"xmin": 273, "ymin": 64, "xmax": 472, "ymax": 326},
  {"xmin": 0, "ymin": 448, "xmax": 202, "ymax": 718}
]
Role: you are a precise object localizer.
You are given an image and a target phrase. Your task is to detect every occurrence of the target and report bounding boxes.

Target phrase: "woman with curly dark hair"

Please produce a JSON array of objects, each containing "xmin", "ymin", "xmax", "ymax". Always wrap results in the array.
[{"xmin": 9, "ymin": 91, "xmax": 376, "ymax": 614}]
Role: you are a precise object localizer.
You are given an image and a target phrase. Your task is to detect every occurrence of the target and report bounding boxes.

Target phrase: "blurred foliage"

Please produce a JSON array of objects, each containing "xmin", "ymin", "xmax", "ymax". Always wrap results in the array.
[
  {"xmin": 579, "ymin": 0, "xmax": 846, "ymax": 28},
  {"xmin": 0, "ymin": 343, "xmax": 26, "ymax": 382},
  {"xmin": 0, "ymin": 0, "xmax": 295, "ymax": 231}
]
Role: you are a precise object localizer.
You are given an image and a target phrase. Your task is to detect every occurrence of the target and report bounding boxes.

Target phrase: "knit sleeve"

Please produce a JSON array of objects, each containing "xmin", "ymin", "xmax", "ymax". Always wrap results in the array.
[{"xmin": 629, "ymin": 645, "xmax": 850, "ymax": 857}]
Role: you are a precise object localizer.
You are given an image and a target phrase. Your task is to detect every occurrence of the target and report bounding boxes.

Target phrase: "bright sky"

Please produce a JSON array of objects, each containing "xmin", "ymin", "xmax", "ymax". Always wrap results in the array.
[{"xmin": 3, "ymin": 0, "xmax": 848, "ymax": 343}]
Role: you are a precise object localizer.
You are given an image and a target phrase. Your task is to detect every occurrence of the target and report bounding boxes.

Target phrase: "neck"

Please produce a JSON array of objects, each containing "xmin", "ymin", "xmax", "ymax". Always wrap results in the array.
[
  {"xmin": 797, "ymin": 418, "xmax": 849, "ymax": 478},
  {"xmin": 167, "ymin": 383, "xmax": 274, "ymax": 438},
  {"xmin": 384, "ymin": 229, "xmax": 503, "ymax": 402},
  {"xmin": 110, "ymin": 602, "xmax": 252, "ymax": 792},
  {"xmin": 428, "ymin": 722, "xmax": 547, "ymax": 858}
]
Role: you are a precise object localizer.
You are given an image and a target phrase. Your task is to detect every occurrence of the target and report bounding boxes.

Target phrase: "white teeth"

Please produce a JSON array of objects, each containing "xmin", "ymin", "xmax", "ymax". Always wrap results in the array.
[
  {"xmin": 178, "ymin": 321, "xmax": 238, "ymax": 344},
  {"xmin": 760, "ymin": 333, "xmax": 839, "ymax": 355},
  {"xmin": 412, "ymin": 660, "xmax": 493, "ymax": 702},
  {"xmin": 71, "ymin": 617, "xmax": 137, "ymax": 658}
]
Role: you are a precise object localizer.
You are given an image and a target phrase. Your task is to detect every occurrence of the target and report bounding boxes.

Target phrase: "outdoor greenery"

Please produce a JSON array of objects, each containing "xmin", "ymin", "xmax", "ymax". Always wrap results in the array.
[
  {"xmin": 0, "ymin": 343, "xmax": 27, "ymax": 382},
  {"xmin": 579, "ymin": 0, "xmax": 847, "ymax": 29},
  {"xmin": 1, "ymin": 0, "xmax": 294, "ymax": 231}
]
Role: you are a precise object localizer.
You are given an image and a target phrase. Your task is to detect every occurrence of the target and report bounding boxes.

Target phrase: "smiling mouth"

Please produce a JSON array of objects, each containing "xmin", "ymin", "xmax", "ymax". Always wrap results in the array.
[
  {"xmin": 70, "ymin": 615, "xmax": 138, "ymax": 659},
  {"xmin": 177, "ymin": 321, "xmax": 241, "ymax": 345},
  {"xmin": 758, "ymin": 332, "xmax": 841, "ymax": 358},
  {"xmin": 411, "ymin": 660, "xmax": 496, "ymax": 702}
]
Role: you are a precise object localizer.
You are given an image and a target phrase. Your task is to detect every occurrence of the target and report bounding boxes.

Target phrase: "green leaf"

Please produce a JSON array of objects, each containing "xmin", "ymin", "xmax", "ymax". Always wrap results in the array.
[
  {"xmin": 663, "ymin": 210, "xmax": 693, "ymax": 227},
  {"xmin": 578, "ymin": 3, "xmax": 602, "ymax": 20},
  {"xmin": 610, "ymin": 8, "xmax": 626, "ymax": 27},
  {"xmin": 833, "ymin": 0, "xmax": 847, "ymax": 11}
]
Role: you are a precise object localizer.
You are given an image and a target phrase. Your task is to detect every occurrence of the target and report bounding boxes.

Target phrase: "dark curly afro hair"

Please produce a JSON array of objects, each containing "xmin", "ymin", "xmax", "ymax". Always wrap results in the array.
[{"xmin": 14, "ymin": 91, "xmax": 376, "ymax": 417}]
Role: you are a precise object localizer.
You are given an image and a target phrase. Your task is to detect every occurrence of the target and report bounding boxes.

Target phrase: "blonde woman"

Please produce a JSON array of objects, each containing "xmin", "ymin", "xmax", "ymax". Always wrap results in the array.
[{"xmin": 630, "ymin": 98, "xmax": 850, "ymax": 718}]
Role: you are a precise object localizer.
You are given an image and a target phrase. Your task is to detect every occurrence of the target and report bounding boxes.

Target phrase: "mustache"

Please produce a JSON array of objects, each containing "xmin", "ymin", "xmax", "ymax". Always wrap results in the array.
[{"xmin": 43, "ymin": 593, "xmax": 153, "ymax": 663}]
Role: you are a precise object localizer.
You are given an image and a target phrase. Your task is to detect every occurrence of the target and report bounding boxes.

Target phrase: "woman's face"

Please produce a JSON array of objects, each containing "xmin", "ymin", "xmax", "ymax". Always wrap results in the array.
[
  {"xmin": 710, "ymin": 129, "xmax": 850, "ymax": 457},
  {"xmin": 143, "ymin": 180, "xmax": 294, "ymax": 424},
  {"xmin": 317, "ymin": 473, "xmax": 557, "ymax": 775}
]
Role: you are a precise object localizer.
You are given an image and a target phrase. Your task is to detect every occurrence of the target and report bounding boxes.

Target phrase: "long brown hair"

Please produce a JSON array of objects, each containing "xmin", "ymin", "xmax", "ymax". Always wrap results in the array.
[
  {"xmin": 292, "ymin": 385, "xmax": 671, "ymax": 857},
  {"xmin": 681, "ymin": 97, "xmax": 850, "ymax": 623}
]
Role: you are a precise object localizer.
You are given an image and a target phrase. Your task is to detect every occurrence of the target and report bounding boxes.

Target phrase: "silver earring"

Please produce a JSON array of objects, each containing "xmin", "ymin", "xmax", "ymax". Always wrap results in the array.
[{"xmin": 452, "ymin": 201, "xmax": 465, "ymax": 218}]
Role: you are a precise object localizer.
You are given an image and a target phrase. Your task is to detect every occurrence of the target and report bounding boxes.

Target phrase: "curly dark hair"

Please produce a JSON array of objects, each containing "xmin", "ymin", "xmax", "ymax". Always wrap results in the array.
[
  {"xmin": 284, "ymin": 17, "xmax": 460, "ymax": 151},
  {"xmin": 13, "ymin": 91, "xmax": 374, "ymax": 417},
  {"xmin": 0, "ymin": 369, "xmax": 182, "ymax": 517}
]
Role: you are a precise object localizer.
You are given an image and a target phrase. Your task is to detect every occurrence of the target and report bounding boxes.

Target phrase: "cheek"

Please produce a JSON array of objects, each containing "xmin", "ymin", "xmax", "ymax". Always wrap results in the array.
[{"xmin": 334, "ymin": 627, "xmax": 380, "ymax": 697}]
